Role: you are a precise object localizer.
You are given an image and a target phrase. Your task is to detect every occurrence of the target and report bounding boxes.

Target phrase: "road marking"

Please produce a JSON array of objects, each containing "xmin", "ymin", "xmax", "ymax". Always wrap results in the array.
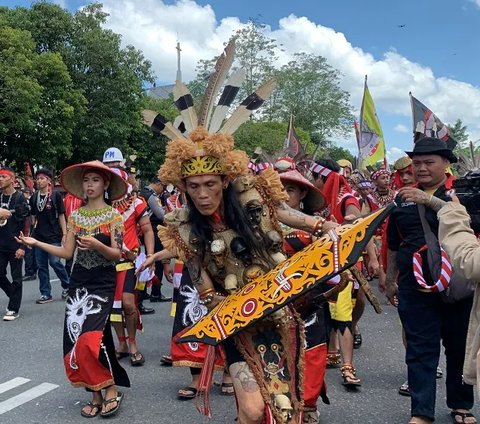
[
  {"xmin": 0, "ymin": 383, "xmax": 59, "ymax": 415},
  {"xmin": 0, "ymin": 378, "xmax": 30, "ymax": 395}
]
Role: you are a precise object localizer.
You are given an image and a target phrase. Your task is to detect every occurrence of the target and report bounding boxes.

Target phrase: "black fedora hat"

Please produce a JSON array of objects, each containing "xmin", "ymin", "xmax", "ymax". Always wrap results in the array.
[{"xmin": 405, "ymin": 137, "xmax": 457, "ymax": 163}]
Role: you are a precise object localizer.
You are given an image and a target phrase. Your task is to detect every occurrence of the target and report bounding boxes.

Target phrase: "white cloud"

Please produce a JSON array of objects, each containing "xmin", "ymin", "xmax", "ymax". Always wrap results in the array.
[
  {"xmin": 387, "ymin": 147, "xmax": 405, "ymax": 162},
  {"xmin": 470, "ymin": 0, "xmax": 480, "ymax": 8},
  {"xmin": 52, "ymin": 0, "xmax": 67, "ymax": 8},
  {"xmin": 100, "ymin": 0, "xmax": 480, "ymax": 140},
  {"xmin": 393, "ymin": 124, "xmax": 409, "ymax": 133}
]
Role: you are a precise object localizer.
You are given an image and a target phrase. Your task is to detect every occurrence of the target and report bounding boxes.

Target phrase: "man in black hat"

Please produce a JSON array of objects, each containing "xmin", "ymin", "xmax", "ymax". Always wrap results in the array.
[
  {"xmin": 30, "ymin": 169, "xmax": 70, "ymax": 304},
  {"xmin": 385, "ymin": 137, "xmax": 474, "ymax": 424}
]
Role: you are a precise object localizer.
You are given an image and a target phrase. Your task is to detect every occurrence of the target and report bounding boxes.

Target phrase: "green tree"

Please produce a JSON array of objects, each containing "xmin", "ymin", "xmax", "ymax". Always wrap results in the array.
[
  {"xmin": 0, "ymin": 26, "xmax": 43, "ymax": 165},
  {"xmin": 233, "ymin": 121, "xmax": 311, "ymax": 156},
  {"xmin": 448, "ymin": 118, "xmax": 469, "ymax": 147},
  {"xmin": 189, "ymin": 20, "xmax": 277, "ymax": 107},
  {"xmin": 2, "ymin": 2, "xmax": 154, "ymax": 170},
  {"xmin": 129, "ymin": 95, "xmax": 179, "ymax": 181},
  {"xmin": 268, "ymin": 53, "xmax": 354, "ymax": 142}
]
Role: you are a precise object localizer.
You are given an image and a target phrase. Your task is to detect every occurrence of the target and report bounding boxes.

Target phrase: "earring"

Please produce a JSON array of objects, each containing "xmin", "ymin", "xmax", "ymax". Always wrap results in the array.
[
  {"xmin": 299, "ymin": 201, "xmax": 304, "ymax": 210},
  {"xmin": 104, "ymin": 190, "xmax": 109, "ymax": 200}
]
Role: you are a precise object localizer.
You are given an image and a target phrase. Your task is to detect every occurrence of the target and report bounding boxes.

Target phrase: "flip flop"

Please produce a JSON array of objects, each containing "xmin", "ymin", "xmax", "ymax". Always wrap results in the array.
[
  {"xmin": 80, "ymin": 402, "xmax": 101, "ymax": 418},
  {"xmin": 450, "ymin": 411, "xmax": 476, "ymax": 424},
  {"xmin": 100, "ymin": 392, "xmax": 123, "ymax": 418},
  {"xmin": 130, "ymin": 351, "xmax": 145, "ymax": 366},
  {"xmin": 177, "ymin": 386, "xmax": 197, "ymax": 400}
]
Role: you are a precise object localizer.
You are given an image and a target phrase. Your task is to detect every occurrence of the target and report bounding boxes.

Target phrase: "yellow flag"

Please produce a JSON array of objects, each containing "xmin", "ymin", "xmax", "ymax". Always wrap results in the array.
[{"xmin": 359, "ymin": 77, "xmax": 386, "ymax": 169}]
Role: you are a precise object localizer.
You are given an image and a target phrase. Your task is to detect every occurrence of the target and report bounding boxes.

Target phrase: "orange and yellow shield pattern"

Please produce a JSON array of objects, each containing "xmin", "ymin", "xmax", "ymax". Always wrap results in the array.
[{"xmin": 179, "ymin": 205, "xmax": 393, "ymax": 345}]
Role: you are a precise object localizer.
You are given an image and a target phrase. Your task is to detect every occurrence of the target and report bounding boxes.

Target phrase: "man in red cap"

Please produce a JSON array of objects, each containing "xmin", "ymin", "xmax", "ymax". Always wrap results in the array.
[{"xmin": 0, "ymin": 167, "xmax": 29, "ymax": 320}]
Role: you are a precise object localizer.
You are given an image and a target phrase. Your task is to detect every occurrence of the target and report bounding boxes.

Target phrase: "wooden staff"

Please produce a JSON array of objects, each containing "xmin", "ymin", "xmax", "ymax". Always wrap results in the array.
[{"xmin": 349, "ymin": 266, "xmax": 383, "ymax": 314}]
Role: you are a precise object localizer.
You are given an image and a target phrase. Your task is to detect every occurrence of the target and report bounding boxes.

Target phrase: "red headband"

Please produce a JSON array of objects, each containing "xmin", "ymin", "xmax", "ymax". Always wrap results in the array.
[
  {"xmin": 0, "ymin": 169, "xmax": 15, "ymax": 179},
  {"xmin": 371, "ymin": 169, "xmax": 390, "ymax": 181}
]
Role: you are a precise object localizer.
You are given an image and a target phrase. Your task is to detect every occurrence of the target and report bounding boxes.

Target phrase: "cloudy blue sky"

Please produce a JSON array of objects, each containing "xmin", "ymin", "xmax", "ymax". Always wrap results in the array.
[{"xmin": 4, "ymin": 0, "xmax": 480, "ymax": 160}]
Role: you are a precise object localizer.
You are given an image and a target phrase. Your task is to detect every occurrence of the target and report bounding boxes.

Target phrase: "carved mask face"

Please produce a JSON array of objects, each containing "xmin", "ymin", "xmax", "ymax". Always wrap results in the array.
[
  {"xmin": 245, "ymin": 200, "xmax": 263, "ymax": 226},
  {"xmin": 230, "ymin": 237, "xmax": 252, "ymax": 265},
  {"xmin": 266, "ymin": 230, "xmax": 283, "ymax": 253},
  {"xmin": 210, "ymin": 238, "xmax": 227, "ymax": 267}
]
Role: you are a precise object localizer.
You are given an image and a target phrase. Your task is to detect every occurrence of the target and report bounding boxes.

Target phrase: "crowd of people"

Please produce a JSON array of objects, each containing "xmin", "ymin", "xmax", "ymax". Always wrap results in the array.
[
  {"xmin": 1, "ymin": 133, "xmax": 477, "ymax": 424},
  {"xmin": 1, "ymin": 47, "xmax": 479, "ymax": 424}
]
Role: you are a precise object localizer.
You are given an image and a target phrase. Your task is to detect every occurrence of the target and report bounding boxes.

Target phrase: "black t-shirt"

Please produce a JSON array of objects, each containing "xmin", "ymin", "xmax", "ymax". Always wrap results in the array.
[
  {"xmin": 387, "ymin": 182, "xmax": 452, "ymax": 290},
  {"xmin": 0, "ymin": 191, "xmax": 28, "ymax": 252},
  {"xmin": 30, "ymin": 190, "xmax": 65, "ymax": 243}
]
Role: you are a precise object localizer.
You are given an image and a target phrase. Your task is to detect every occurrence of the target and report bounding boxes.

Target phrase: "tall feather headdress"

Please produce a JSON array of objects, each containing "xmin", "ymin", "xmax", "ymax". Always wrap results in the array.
[{"xmin": 142, "ymin": 41, "xmax": 276, "ymax": 190}]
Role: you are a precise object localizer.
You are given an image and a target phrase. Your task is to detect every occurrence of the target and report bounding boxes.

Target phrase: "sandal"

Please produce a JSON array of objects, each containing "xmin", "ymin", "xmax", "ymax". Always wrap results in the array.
[
  {"xmin": 115, "ymin": 351, "xmax": 129, "ymax": 360},
  {"xmin": 160, "ymin": 355, "xmax": 173, "ymax": 366},
  {"xmin": 220, "ymin": 382, "xmax": 235, "ymax": 396},
  {"xmin": 130, "ymin": 351, "xmax": 145, "ymax": 366},
  {"xmin": 450, "ymin": 411, "xmax": 477, "ymax": 424},
  {"xmin": 100, "ymin": 391, "xmax": 123, "ymax": 418},
  {"xmin": 326, "ymin": 351, "xmax": 341, "ymax": 368},
  {"xmin": 81, "ymin": 402, "xmax": 101, "ymax": 418},
  {"xmin": 398, "ymin": 381, "xmax": 410, "ymax": 397},
  {"xmin": 177, "ymin": 386, "xmax": 197, "ymax": 400},
  {"xmin": 353, "ymin": 333, "xmax": 362, "ymax": 349},
  {"xmin": 340, "ymin": 364, "xmax": 361, "ymax": 388}
]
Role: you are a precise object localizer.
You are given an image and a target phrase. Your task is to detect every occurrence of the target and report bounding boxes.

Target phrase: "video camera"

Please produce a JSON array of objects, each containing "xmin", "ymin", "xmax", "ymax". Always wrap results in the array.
[{"xmin": 452, "ymin": 170, "xmax": 480, "ymax": 233}]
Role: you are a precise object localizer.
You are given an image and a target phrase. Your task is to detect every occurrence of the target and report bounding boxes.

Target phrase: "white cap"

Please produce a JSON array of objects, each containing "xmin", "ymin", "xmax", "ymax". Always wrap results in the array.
[{"xmin": 103, "ymin": 147, "xmax": 124, "ymax": 163}]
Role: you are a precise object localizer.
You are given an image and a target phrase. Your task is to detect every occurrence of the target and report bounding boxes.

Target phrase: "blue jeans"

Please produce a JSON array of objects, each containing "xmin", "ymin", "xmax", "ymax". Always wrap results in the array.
[
  {"xmin": 398, "ymin": 288, "xmax": 473, "ymax": 421},
  {"xmin": 35, "ymin": 243, "xmax": 69, "ymax": 297}
]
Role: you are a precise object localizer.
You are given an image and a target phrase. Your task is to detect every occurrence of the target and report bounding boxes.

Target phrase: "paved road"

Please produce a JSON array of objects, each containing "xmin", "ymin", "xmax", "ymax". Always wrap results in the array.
[{"xmin": 0, "ymin": 275, "xmax": 478, "ymax": 424}]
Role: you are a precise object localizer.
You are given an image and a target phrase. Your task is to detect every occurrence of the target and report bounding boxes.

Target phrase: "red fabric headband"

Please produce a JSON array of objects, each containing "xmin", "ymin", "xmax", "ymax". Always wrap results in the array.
[{"xmin": 0, "ymin": 169, "xmax": 15, "ymax": 178}]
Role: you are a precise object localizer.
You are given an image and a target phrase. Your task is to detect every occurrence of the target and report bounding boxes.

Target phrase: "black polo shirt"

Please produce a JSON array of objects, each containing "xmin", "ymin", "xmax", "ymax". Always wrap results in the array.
[{"xmin": 387, "ymin": 176, "xmax": 454, "ymax": 290}]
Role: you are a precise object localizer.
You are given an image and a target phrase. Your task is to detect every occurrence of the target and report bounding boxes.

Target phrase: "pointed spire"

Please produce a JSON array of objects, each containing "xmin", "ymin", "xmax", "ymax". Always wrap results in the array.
[{"xmin": 176, "ymin": 41, "xmax": 182, "ymax": 82}]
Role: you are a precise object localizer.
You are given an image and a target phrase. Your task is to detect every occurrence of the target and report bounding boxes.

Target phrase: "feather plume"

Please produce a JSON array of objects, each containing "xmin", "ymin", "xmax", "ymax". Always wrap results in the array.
[
  {"xmin": 141, "ymin": 109, "xmax": 186, "ymax": 140},
  {"xmin": 198, "ymin": 39, "xmax": 236, "ymax": 127},
  {"xmin": 173, "ymin": 115, "xmax": 186, "ymax": 134},
  {"xmin": 173, "ymin": 81, "xmax": 198, "ymax": 133},
  {"xmin": 455, "ymin": 142, "xmax": 480, "ymax": 175},
  {"xmin": 219, "ymin": 80, "xmax": 276, "ymax": 135},
  {"xmin": 208, "ymin": 68, "xmax": 246, "ymax": 133}
]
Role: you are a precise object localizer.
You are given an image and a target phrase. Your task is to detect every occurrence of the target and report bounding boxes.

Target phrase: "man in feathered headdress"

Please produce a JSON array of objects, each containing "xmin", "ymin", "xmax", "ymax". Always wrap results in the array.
[{"xmin": 140, "ymin": 40, "xmax": 341, "ymax": 423}]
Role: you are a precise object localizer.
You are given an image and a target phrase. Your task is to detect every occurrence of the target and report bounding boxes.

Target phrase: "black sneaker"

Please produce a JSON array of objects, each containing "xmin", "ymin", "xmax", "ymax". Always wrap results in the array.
[
  {"xmin": 36, "ymin": 295, "xmax": 53, "ymax": 304},
  {"xmin": 139, "ymin": 305, "xmax": 155, "ymax": 315},
  {"xmin": 150, "ymin": 294, "xmax": 172, "ymax": 303},
  {"xmin": 22, "ymin": 274, "xmax": 36, "ymax": 281}
]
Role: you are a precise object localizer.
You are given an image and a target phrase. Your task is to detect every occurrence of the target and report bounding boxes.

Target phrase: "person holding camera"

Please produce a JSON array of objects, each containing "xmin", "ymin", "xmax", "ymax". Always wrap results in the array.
[
  {"xmin": 0, "ymin": 167, "xmax": 29, "ymax": 321},
  {"xmin": 386, "ymin": 138, "xmax": 475, "ymax": 424}
]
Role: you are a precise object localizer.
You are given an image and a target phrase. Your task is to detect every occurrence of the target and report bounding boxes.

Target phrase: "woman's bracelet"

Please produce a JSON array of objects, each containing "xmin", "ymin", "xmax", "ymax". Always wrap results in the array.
[{"xmin": 311, "ymin": 217, "xmax": 325, "ymax": 237}]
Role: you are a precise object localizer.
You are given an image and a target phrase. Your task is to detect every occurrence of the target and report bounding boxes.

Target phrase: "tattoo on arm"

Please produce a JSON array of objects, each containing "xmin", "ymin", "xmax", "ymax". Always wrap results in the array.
[
  {"xmin": 276, "ymin": 202, "xmax": 310, "ymax": 230},
  {"xmin": 114, "ymin": 227, "xmax": 123, "ymax": 250},
  {"xmin": 233, "ymin": 362, "xmax": 260, "ymax": 393}
]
